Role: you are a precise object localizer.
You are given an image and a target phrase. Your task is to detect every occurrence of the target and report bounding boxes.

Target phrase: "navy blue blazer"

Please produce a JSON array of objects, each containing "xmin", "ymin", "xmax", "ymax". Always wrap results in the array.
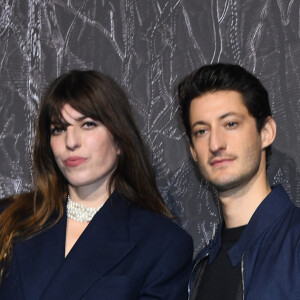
[{"xmin": 0, "ymin": 191, "xmax": 193, "ymax": 299}]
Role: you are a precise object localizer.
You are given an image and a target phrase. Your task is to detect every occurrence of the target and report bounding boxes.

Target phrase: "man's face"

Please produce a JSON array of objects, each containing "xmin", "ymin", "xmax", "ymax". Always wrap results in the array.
[{"xmin": 189, "ymin": 90, "xmax": 267, "ymax": 192}]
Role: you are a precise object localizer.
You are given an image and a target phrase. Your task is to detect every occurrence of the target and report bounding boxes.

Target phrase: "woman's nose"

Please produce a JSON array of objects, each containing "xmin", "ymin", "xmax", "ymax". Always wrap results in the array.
[{"xmin": 65, "ymin": 127, "xmax": 81, "ymax": 151}]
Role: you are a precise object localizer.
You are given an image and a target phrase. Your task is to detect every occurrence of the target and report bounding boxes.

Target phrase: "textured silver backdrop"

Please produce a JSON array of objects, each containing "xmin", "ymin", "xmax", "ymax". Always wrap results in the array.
[{"xmin": 0, "ymin": 0, "xmax": 300, "ymax": 254}]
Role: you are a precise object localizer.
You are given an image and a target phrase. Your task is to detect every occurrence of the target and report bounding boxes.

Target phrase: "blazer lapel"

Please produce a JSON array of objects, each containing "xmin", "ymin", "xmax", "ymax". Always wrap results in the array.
[
  {"xmin": 41, "ymin": 191, "xmax": 136, "ymax": 299},
  {"xmin": 15, "ymin": 212, "xmax": 66, "ymax": 300}
]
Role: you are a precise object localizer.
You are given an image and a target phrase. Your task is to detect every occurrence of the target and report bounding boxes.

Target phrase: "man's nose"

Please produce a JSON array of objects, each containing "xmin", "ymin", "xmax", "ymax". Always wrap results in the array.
[{"xmin": 209, "ymin": 128, "xmax": 226, "ymax": 155}]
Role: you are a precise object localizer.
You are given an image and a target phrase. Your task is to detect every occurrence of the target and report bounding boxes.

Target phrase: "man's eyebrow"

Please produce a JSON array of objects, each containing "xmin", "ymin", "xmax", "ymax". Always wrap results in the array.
[
  {"xmin": 191, "ymin": 112, "xmax": 242, "ymax": 128},
  {"xmin": 219, "ymin": 112, "xmax": 240, "ymax": 119},
  {"xmin": 191, "ymin": 120, "xmax": 207, "ymax": 128}
]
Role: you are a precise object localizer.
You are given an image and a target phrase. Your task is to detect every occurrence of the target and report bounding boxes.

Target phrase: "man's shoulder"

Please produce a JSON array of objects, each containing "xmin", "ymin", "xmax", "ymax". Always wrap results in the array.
[
  {"xmin": 283, "ymin": 203, "xmax": 300, "ymax": 231},
  {"xmin": 271, "ymin": 185, "xmax": 300, "ymax": 227}
]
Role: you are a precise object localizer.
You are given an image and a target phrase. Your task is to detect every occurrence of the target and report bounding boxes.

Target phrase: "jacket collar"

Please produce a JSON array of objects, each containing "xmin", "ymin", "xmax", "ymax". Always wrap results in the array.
[
  {"xmin": 15, "ymin": 190, "xmax": 136, "ymax": 299},
  {"xmin": 195, "ymin": 222, "xmax": 223, "ymax": 264},
  {"xmin": 196, "ymin": 185, "xmax": 292, "ymax": 266},
  {"xmin": 228, "ymin": 184, "xmax": 292, "ymax": 266}
]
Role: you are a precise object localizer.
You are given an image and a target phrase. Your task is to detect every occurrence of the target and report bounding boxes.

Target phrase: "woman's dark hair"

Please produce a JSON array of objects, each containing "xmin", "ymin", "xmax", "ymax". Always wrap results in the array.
[
  {"xmin": 177, "ymin": 63, "xmax": 272, "ymax": 159},
  {"xmin": 0, "ymin": 70, "xmax": 170, "ymax": 276}
]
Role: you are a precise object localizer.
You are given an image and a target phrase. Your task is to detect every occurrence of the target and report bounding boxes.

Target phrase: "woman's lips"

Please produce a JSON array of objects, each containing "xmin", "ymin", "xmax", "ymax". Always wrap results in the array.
[{"xmin": 64, "ymin": 157, "xmax": 87, "ymax": 167}]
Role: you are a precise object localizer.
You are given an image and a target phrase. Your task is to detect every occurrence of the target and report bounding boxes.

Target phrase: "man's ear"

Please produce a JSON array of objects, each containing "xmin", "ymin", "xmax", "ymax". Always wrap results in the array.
[
  {"xmin": 261, "ymin": 116, "xmax": 276, "ymax": 149},
  {"xmin": 190, "ymin": 145, "xmax": 198, "ymax": 162}
]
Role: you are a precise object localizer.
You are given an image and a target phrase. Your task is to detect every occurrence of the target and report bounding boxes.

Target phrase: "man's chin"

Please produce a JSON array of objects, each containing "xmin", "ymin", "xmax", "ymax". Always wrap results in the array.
[{"xmin": 209, "ymin": 177, "xmax": 242, "ymax": 192}]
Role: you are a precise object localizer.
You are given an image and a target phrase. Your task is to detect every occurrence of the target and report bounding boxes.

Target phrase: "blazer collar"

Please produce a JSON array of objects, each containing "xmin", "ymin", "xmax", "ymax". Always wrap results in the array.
[{"xmin": 15, "ymin": 190, "xmax": 136, "ymax": 299}]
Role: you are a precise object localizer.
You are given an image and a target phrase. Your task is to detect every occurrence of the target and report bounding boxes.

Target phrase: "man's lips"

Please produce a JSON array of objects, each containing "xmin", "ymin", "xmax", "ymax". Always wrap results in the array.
[
  {"xmin": 64, "ymin": 157, "xmax": 87, "ymax": 167},
  {"xmin": 209, "ymin": 157, "xmax": 235, "ymax": 167}
]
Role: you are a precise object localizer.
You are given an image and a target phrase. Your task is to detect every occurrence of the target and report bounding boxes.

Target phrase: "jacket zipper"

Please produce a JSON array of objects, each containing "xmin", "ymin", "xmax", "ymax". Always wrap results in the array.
[
  {"xmin": 188, "ymin": 253, "xmax": 209, "ymax": 300},
  {"xmin": 188, "ymin": 259, "xmax": 201, "ymax": 299},
  {"xmin": 241, "ymin": 254, "xmax": 245, "ymax": 300}
]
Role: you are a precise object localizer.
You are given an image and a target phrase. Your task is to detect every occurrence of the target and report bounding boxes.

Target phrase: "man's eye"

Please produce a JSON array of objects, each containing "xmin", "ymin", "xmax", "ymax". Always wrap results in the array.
[
  {"xmin": 226, "ymin": 122, "xmax": 238, "ymax": 128},
  {"xmin": 194, "ymin": 129, "xmax": 207, "ymax": 137}
]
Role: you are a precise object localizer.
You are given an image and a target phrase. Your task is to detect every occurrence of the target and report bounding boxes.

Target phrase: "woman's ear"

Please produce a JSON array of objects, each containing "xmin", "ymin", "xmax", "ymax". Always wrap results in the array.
[
  {"xmin": 261, "ymin": 116, "xmax": 277, "ymax": 149},
  {"xmin": 114, "ymin": 139, "xmax": 121, "ymax": 155}
]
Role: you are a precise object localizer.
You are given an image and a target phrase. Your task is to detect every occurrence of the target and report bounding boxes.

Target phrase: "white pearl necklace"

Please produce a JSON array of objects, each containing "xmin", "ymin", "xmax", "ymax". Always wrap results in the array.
[{"xmin": 67, "ymin": 195, "xmax": 103, "ymax": 223}]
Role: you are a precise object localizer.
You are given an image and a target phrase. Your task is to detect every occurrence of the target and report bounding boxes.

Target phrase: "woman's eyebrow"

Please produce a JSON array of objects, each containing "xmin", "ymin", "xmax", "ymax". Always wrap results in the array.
[{"xmin": 74, "ymin": 116, "xmax": 87, "ymax": 121}]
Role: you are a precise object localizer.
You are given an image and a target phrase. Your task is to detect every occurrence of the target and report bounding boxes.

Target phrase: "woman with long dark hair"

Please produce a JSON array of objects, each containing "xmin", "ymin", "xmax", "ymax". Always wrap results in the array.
[{"xmin": 0, "ymin": 70, "xmax": 193, "ymax": 299}]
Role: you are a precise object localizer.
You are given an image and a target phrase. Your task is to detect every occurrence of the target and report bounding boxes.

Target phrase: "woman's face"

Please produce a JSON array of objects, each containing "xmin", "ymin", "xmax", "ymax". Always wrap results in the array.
[{"xmin": 50, "ymin": 104, "xmax": 120, "ymax": 192}]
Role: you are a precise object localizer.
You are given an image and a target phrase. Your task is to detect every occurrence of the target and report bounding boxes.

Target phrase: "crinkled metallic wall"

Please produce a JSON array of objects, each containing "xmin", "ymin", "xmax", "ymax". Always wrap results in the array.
[{"xmin": 0, "ymin": 0, "xmax": 300, "ymax": 254}]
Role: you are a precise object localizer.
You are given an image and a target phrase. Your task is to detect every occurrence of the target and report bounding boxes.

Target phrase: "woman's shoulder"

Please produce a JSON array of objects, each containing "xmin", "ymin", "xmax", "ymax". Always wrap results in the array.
[
  {"xmin": 0, "ymin": 192, "xmax": 34, "ymax": 209},
  {"xmin": 128, "ymin": 200, "xmax": 192, "ymax": 243},
  {"xmin": 0, "ymin": 195, "xmax": 15, "ymax": 213},
  {"xmin": 127, "ymin": 205, "xmax": 194, "ymax": 263},
  {"xmin": 112, "ymin": 191, "xmax": 189, "ymax": 233}
]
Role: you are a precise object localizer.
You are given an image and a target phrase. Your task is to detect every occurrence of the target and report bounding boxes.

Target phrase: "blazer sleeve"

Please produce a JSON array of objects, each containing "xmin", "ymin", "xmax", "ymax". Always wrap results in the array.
[{"xmin": 138, "ymin": 230, "xmax": 193, "ymax": 300}]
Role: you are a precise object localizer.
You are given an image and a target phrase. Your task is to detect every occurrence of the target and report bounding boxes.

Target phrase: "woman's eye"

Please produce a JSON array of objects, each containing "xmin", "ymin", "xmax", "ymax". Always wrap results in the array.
[
  {"xmin": 82, "ymin": 121, "xmax": 97, "ymax": 128},
  {"xmin": 50, "ymin": 126, "xmax": 65, "ymax": 135}
]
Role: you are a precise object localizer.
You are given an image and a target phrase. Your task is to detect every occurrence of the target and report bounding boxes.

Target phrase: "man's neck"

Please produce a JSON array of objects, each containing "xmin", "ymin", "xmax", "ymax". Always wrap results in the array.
[{"xmin": 219, "ymin": 176, "xmax": 271, "ymax": 229}]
